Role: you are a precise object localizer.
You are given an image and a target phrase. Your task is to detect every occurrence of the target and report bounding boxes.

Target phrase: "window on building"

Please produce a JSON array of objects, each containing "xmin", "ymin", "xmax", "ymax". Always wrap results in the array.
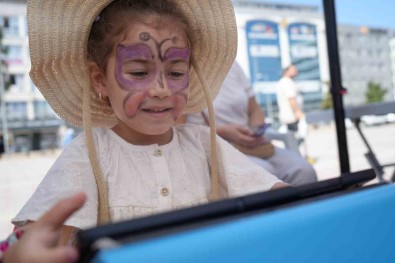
[
  {"xmin": 6, "ymin": 102, "xmax": 27, "ymax": 120},
  {"xmin": 9, "ymin": 75, "xmax": 16, "ymax": 85},
  {"xmin": 4, "ymin": 17, "xmax": 9, "ymax": 27},
  {"xmin": 5, "ymin": 45, "xmax": 23, "ymax": 64},
  {"xmin": 359, "ymin": 35, "xmax": 368, "ymax": 43},
  {"xmin": 34, "ymin": 101, "xmax": 56, "ymax": 119},
  {"xmin": 7, "ymin": 74, "xmax": 25, "ymax": 92},
  {"xmin": 1, "ymin": 16, "xmax": 19, "ymax": 37},
  {"xmin": 345, "ymin": 33, "xmax": 352, "ymax": 40}
]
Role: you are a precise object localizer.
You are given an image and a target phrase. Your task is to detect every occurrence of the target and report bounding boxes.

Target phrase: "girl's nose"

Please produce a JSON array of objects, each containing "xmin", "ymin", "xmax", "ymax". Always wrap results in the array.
[{"xmin": 148, "ymin": 74, "xmax": 171, "ymax": 98}]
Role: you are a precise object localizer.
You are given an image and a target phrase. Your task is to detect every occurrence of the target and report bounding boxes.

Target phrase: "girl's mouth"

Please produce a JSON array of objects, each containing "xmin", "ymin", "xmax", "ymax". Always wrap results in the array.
[
  {"xmin": 142, "ymin": 108, "xmax": 172, "ymax": 113},
  {"xmin": 141, "ymin": 107, "xmax": 174, "ymax": 119}
]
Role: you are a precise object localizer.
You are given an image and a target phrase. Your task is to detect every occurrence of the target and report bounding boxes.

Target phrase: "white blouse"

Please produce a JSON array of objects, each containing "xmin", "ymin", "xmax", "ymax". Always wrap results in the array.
[{"xmin": 12, "ymin": 124, "xmax": 280, "ymax": 229}]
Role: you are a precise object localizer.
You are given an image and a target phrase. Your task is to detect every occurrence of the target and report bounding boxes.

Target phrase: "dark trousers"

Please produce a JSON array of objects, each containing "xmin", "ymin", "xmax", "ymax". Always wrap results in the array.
[
  {"xmin": 287, "ymin": 121, "xmax": 299, "ymax": 132},
  {"xmin": 287, "ymin": 121, "xmax": 304, "ymax": 145}
]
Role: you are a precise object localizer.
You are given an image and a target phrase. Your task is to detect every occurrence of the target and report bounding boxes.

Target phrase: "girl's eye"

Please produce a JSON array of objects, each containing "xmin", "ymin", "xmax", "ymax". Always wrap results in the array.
[
  {"xmin": 168, "ymin": 72, "xmax": 185, "ymax": 78},
  {"xmin": 129, "ymin": 71, "xmax": 148, "ymax": 78}
]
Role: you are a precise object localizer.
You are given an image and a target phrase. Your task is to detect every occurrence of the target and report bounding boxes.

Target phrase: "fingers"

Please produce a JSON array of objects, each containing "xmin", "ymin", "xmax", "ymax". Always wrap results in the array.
[
  {"xmin": 229, "ymin": 125, "xmax": 264, "ymax": 147},
  {"xmin": 3, "ymin": 233, "xmax": 78, "ymax": 263},
  {"xmin": 271, "ymin": 182, "xmax": 290, "ymax": 190},
  {"xmin": 237, "ymin": 126, "xmax": 253, "ymax": 136},
  {"xmin": 237, "ymin": 134, "xmax": 258, "ymax": 147},
  {"xmin": 37, "ymin": 192, "xmax": 87, "ymax": 230}
]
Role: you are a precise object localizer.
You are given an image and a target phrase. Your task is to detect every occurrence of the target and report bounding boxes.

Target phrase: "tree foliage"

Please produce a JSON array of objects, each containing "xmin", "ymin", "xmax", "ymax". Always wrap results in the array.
[
  {"xmin": 365, "ymin": 82, "xmax": 387, "ymax": 104},
  {"xmin": 321, "ymin": 91, "xmax": 333, "ymax": 109}
]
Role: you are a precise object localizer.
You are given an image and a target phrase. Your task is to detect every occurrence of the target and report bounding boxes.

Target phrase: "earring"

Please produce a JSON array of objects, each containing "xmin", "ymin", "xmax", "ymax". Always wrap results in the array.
[{"xmin": 99, "ymin": 92, "xmax": 102, "ymax": 100}]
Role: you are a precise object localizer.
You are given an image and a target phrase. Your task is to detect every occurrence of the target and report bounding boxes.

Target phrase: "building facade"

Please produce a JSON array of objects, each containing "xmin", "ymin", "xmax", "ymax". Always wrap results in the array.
[
  {"xmin": 337, "ymin": 25, "xmax": 395, "ymax": 105},
  {"xmin": 388, "ymin": 38, "xmax": 395, "ymax": 101},
  {"xmin": 1, "ymin": 0, "xmax": 62, "ymax": 153}
]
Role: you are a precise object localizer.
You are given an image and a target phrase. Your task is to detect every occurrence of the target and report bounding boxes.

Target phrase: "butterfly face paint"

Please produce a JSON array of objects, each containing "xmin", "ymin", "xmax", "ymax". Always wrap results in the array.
[
  {"xmin": 115, "ymin": 32, "xmax": 190, "ymax": 119},
  {"xmin": 103, "ymin": 20, "xmax": 190, "ymax": 140}
]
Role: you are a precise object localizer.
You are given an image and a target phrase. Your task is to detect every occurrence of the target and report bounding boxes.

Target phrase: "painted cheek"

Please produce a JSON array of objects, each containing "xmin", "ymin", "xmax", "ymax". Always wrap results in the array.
[
  {"xmin": 166, "ymin": 69, "xmax": 190, "ymax": 92},
  {"xmin": 123, "ymin": 91, "xmax": 146, "ymax": 117},
  {"xmin": 172, "ymin": 92, "xmax": 188, "ymax": 120}
]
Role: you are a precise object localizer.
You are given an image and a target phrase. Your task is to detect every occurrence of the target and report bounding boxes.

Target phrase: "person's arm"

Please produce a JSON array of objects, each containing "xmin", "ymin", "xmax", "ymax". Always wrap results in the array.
[
  {"xmin": 288, "ymin": 97, "xmax": 304, "ymax": 120},
  {"xmin": 271, "ymin": 182, "xmax": 290, "ymax": 190},
  {"xmin": 185, "ymin": 111, "xmax": 263, "ymax": 148},
  {"xmin": 247, "ymin": 97, "xmax": 266, "ymax": 127},
  {"xmin": 3, "ymin": 193, "xmax": 86, "ymax": 263},
  {"xmin": 216, "ymin": 124, "xmax": 261, "ymax": 148},
  {"xmin": 215, "ymin": 97, "xmax": 268, "ymax": 148}
]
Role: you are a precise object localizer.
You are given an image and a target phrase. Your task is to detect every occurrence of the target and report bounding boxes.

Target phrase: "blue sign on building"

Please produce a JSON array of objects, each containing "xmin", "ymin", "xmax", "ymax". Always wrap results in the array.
[
  {"xmin": 288, "ymin": 22, "xmax": 322, "ymax": 102},
  {"xmin": 246, "ymin": 20, "xmax": 282, "ymax": 107}
]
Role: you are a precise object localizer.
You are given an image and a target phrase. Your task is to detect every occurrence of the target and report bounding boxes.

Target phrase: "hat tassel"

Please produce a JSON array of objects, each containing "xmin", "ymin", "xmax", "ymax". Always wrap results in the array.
[
  {"xmin": 83, "ymin": 85, "xmax": 110, "ymax": 225},
  {"xmin": 192, "ymin": 59, "xmax": 220, "ymax": 201}
]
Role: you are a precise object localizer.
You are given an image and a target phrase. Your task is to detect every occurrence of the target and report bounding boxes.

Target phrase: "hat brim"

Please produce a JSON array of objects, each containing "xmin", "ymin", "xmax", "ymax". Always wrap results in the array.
[{"xmin": 27, "ymin": 0, "xmax": 237, "ymax": 127}]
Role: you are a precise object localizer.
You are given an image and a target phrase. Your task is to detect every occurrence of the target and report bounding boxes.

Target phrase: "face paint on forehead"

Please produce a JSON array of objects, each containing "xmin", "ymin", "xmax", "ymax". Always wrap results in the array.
[
  {"xmin": 115, "ymin": 30, "xmax": 190, "ymax": 94},
  {"xmin": 117, "ymin": 43, "xmax": 151, "ymax": 60},
  {"xmin": 164, "ymin": 47, "xmax": 190, "ymax": 62},
  {"xmin": 139, "ymin": 32, "xmax": 182, "ymax": 62}
]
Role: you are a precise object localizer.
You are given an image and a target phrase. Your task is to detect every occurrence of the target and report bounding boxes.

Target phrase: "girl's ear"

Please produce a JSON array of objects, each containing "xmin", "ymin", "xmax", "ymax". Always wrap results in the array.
[{"xmin": 89, "ymin": 62, "xmax": 109, "ymax": 97}]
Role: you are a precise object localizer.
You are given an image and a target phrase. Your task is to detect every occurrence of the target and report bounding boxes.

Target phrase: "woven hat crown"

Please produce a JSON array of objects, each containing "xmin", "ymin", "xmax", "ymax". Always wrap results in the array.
[{"xmin": 27, "ymin": 0, "xmax": 237, "ymax": 127}]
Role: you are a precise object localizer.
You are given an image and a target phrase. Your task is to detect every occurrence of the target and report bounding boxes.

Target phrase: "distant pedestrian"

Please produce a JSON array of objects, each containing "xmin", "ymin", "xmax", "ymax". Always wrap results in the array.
[
  {"xmin": 276, "ymin": 64, "xmax": 304, "ymax": 133},
  {"xmin": 276, "ymin": 65, "xmax": 314, "ymax": 163}
]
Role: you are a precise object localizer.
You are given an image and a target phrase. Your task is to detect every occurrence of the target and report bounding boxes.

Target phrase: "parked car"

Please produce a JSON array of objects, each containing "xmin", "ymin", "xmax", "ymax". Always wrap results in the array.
[{"xmin": 360, "ymin": 114, "xmax": 390, "ymax": 126}]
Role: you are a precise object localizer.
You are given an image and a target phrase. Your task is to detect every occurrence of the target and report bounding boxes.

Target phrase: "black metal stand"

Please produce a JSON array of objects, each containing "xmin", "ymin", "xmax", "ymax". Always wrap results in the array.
[
  {"xmin": 323, "ymin": 0, "xmax": 350, "ymax": 174},
  {"xmin": 352, "ymin": 118, "xmax": 395, "ymax": 183}
]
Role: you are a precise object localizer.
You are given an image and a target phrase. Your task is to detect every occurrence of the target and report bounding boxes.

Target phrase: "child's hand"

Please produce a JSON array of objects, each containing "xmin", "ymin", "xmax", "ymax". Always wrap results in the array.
[{"xmin": 3, "ymin": 193, "xmax": 86, "ymax": 263}]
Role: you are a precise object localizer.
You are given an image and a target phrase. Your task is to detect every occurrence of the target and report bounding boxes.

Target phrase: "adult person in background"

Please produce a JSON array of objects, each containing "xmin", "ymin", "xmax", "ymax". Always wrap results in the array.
[
  {"xmin": 187, "ymin": 61, "xmax": 317, "ymax": 186},
  {"xmin": 276, "ymin": 65, "xmax": 315, "ymax": 163},
  {"xmin": 276, "ymin": 64, "xmax": 304, "ymax": 133}
]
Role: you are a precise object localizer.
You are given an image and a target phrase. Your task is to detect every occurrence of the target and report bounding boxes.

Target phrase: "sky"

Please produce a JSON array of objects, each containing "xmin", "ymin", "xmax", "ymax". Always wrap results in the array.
[{"xmin": 264, "ymin": 0, "xmax": 395, "ymax": 29}]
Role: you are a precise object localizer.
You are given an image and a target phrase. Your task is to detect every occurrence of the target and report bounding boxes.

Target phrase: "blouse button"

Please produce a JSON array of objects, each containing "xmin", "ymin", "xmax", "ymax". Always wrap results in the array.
[
  {"xmin": 160, "ymin": 187, "xmax": 169, "ymax": 196},
  {"xmin": 153, "ymin": 149, "xmax": 163, "ymax": 157}
]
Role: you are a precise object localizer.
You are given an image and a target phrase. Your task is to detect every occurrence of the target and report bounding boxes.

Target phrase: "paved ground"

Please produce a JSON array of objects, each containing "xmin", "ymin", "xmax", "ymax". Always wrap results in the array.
[{"xmin": 1, "ymin": 122, "xmax": 394, "ymax": 239}]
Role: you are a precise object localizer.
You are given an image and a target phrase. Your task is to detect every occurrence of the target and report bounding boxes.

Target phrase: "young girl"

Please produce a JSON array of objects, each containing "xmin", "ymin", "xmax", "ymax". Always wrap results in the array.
[{"xmin": 10, "ymin": 0, "xmax": 287, "ymax": 246}]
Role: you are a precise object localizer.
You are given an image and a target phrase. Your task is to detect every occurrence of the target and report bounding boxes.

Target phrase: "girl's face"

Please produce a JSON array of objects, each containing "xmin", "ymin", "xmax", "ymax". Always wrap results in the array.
[{"xmin": 102, "ymin": 18, "xmax": 190, "ymax": 143}]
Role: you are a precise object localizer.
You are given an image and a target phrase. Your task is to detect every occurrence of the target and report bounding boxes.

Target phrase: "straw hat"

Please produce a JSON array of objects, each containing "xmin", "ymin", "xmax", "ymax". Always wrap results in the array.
[{"xmin": 27, "ymin": 0, "xmax": 237, "ymax": 127}]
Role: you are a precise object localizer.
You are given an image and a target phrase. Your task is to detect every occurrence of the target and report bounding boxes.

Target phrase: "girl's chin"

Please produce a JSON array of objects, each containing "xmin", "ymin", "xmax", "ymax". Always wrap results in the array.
[
  {"xmin": 122, "ymin": 123, "xmax": 173, "ymax": 136},
  {"xmin": 116, "ymin": 116, "xmax": 174, "ymax": 133},
  {"xmin": 139, "ymin": 126, "xmax": 173, "ymax": 136}
]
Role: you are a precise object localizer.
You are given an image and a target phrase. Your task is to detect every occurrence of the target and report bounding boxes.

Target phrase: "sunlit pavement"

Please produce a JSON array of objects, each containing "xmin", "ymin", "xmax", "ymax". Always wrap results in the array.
[
  {"xmin": 1, "ymin": 123, "xmax": 394, "ymax": 239},
  {"xmin": 306, "ymin": 122, "xmax": 395, "ymax": 182}
]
